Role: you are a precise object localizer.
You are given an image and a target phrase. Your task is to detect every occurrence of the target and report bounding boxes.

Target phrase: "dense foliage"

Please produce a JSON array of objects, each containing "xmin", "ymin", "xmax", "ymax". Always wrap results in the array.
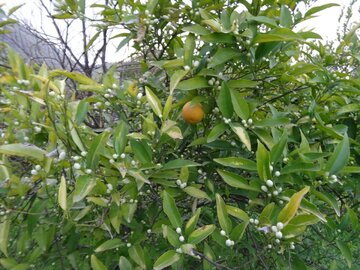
[{"xmin": 0, "ymin": 0, "xmax": 359, "ymax": 269}]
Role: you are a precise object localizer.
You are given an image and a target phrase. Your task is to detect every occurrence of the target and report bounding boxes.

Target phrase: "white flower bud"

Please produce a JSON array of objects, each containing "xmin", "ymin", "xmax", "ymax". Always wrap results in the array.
[
  {"xmin": 73, "ymin": 163, "xmax": 81, "ymax": 170},
  {"xmin": 276, "ymin": 222, "xmax": 284, "ymax": 230},
  {"xmin": 274, "ymin": 171, "xmax": 281, "ymax": 177},
  {"xmin": 112, "ymin": 154, "xmax": 119, "ymax": 159},
  {"xmin": 275, "ymin": 239, "xmax": 280, "ymax": 244},
  {"xmin": 126, "ymin": 243, "xmax": 131, "ymax": 247},
  {"xmin": 247, "ymin": 118, "xmax": 253, "ymax": 125},
  {"xmin": 137, "ymin": 93, "xmax": 143, "ymax": 100},
  {"xmin": 271, "ymin": 226, "xmax": 278, "ymax": 232},
  {"xmin": 225, "ymin": 239, "xmax": 232, "ymax": 246},
  {"xmin": 176, "ymin": 227, "xmax": 182, "ymax": 234},
  {"xmin": 120, "ymin": 153, "xmax": 126, "ymax": 159},
  {"xmin": 131, "ymin": 160, "xmax": 136, "ymax": 166},
  {"xmin": 269, "ymin": 165, "xmax": 273, "ymax": 172},
  {"xmin": 31, "ymin": 169, "xmax": 38, "ymax": 175},
  {"xmin": 275, "ymin": 231, "xmax": 283, "ymax": 239},
  {"xmin": 59, "ymin": 151, "xmax": 66, "ymax": 160},
  {"xmin": 147, "ymin": 229, "xmax": 151, "ymax": 234},
  {"xmin": 184, "ymin": 65, "xmax": 190, "ymax": 71},
  {"xmin": 266, "ymin": 179, "xmax": 273, "ymax": 187},
  {"xmin": 176, "ymin": 179, "xmax": 181, "ymax": 186},
  {"xmin": 249, "ymin": 218, "xmax": 254, "ymax": 223},
  {"xmin": 85, "ymin": 169, "xmax": 92, "ymax": 174},
  {"xmin": 180, "ymin": 182, "xmax": 187, "ymax": 189},
  {"xmin": 81, "ymin": 151, "xmax": 87, "ymax": 157},
  {"xmin": 35, "ymin": 165, "xmax": 41, "ymax": 171},
  {"xmin": 179, "ymin": 235, "xmax": 185, "ymax": 242},
  {"xmin": 273, "ymin": 190, "xmax": 279, "ymax": 196},
  {"xmin": 220, "ymin": 230, "xmax": 226, "ymax": 236},
  {"xmin": 261, "ymin": 185, "xmax": 268, "ymax": 192}
]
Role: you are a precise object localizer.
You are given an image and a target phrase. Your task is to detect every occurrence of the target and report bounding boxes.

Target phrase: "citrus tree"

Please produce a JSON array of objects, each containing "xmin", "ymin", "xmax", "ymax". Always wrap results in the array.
[{"xmin": 0, "ymin": 0, "xmax": 359, "ymax": 269}]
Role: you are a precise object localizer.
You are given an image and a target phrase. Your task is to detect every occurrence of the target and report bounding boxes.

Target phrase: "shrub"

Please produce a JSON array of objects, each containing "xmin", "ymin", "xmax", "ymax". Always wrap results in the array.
[{"xmin": 0, "ymin": 1, "xmax": 359, "ymax": 269}]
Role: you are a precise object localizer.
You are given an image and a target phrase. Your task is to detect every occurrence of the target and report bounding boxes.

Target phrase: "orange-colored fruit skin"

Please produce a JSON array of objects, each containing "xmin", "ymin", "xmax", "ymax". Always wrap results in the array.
[{"xmin": 182, "ymin": 101, "xmax": 204, "ymax": 124}]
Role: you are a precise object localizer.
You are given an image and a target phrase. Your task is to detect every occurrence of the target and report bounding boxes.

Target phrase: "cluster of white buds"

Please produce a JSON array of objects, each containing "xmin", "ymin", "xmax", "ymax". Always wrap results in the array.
[
  {"xmin": 249, "ymin": 218, "xmax": 259, "ymax": 225},
  {"xmin": 31, "ymin": 164, "xmax": 42, "ymax": 175},
  {"xmin": 241, "ymin": 118, "xmax": 253, "ymax": 128},
  {"xmin": 176, "ymin": 179, "xmax": 187, "ymax": 189},
  {"xmin": 225, "ymin": 238, "xmax": 235, "ymax": 247},
  {"xmin": 261, "ymin": 178, "xmax": 283, "ymax": 199},
  {"xmin": 17, "ymin": 79, "xmax": 30, "ymax": 85},
  {"xmin": 212, "ymin": 107, "xmax": 220, "ymax": 114},
  {"xmin": 271, "ymin": 222, "xmax": 284, "ymax": 240},
  {"xmin": 223, "ymin": 117, "xmax": 232, "ymax": 124},
  {"xmin": 106, "ymin": 183, "xmax": 113, "ymax": 194},
  {"xmin": 176, "ymin": 227, "xmax": 185, "ymax": 242},
  {"xmin": 329, "ymin": 174, "xmax": 339, "ymax": 184}
]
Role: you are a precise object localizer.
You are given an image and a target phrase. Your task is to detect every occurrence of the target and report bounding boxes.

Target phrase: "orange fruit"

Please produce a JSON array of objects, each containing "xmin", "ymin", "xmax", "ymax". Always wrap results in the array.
[{"xmin": 182, "ymin": 101, "xmax": 204, "ymax": 124}]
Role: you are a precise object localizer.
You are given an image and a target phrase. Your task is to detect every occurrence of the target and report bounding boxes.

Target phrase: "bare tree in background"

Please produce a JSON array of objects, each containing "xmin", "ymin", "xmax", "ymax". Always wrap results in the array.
[{"xmin": 0, "ymin": 0, "xmax": 117, "ymax": 78}]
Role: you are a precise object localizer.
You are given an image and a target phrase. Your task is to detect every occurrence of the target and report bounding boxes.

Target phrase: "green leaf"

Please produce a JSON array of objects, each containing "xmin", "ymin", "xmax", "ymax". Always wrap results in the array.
[
  {"xmin": 282, "ymin": 162, "xmax": 320, "ymax": 174},
  {"xmin": 170, "ymin": 70, "xmax": 189, "ymax": 95},
  {"xmin": 153, "ymin": 250, "xmax": 180, "ymax": 270},
  {"xmin": 325, "ymin": 134, "xmax": 350, "ymax": 174},
  {"xmin": 185, "ymin": 208, "xmax": 201, "ymax": 236},
  {"xmin": 119, "ymin": 256, "xmax": 133, "ymax": 270},
  {"xmin": 208, "ymin": 48, "xmax": 240, "ymax": 68},
  {"xmin": 280, "ymin": 5, "xmax": 293, "ymax": 27},
  {"xmin": 145, "ymin": 86, "xmax": 163, "ymax": 117},
  {"xmin": 50, "ymin": 70, "xmax": 97, "ymax": 85},
  {"xmin": 305, "ymin": 3, "xmax": 340, "ymax": 18},
  {"xmin": 73, "ymin": 176, "xmax": 96, "ymax": 203},
  {"xmin": 226, "ymin": 205, "xmax": 249, "ymax": 221},
  {"xmin": 95, "ymin": 239, "xmax": 123, "ymax": 252},
  {"xmin": 114, "ymin": 121, "xmax": 129, "ymax": 155},
  {"xmin": 227, "ymin": 79, "xmax": 259, "ymax": 88},
  {"xmin": 214, "ymin": 157, "xmax": 257, "ymax": 171},
  {"xmin": 337, "ymin": 104, "xmax": 360, "ymax": 115},
  {"xmin": 217, "ymin": 82, "xmax": 233, "ymax": 118},
  {"xmin": 86, "ymin": 131, "xmax": 110, "ymax": 170},
  {"xmin": 177, "ymin": 77, "xmax": 210, "ymax": 91},
  {"xmin": 128, "ymin": 245, "xmax": 146, "ymax": 269},
  {"xmin": 289, "ymin": 62, "xmax": 320, "ymax": 76},
  {"xmin": 248, "ymin": 15, "xmax": 278, "ymax": 27},
  {"xmin": 230, "ymin": 221, "xmax": 248, "ymax": 242},
  {"xmin": 230, "ymin": 123, "xmax": 251, "ymax": 151},
  {"xmin": 201, "ymin": 33, "xmax": 236, "ymax": 44},
  {"xmin": 215, "ymin": 194, "xmax": 232, "ymax": 234},
  {"xmin": 91, "ymin": 255, "xmax": 108, "ymax": 270},
  {"xmin": 58, "ymin": 175, "xmax": 67, "ymax": 211},
  {"xmin": 254, "ymin": 28, "xmax": 302, "ymax": 43},
  {"xmin": 203, "ymin": 243, "xmax": 216, "ymax": 270},
  {"xmin": 68, "ymin": 120, "xmax": 86, "ymax": 152},
  {"xmin": 130, "ymin": 139, "xmax": 152, "ymax": 164},
  {"xmin": 311, "ymin": 189, "xmax": 340, "ymax": 217},
  {"xmin": 229, "ymin": 89, "xmax": 250, "ymax": 120},
  {"xmin": 0, "ymin": 144, "xmax": 45, "ymax": 161},
  {"xmin": 289, "ymin": 214, "xmax": 320, "ymax": 227},
  {"xmin": 217, "ymin": 169, "xmax": 260, "ymax": 192},
  {"xmin": 207, "ymin": 123, "xmax": 227, "ymax": 143},
  {"xmin": 256, "ymin": 141, "xmax": 271, "ymax": 182},
  {"xmin": 278, "ymin": 186, "xmax": 310, "ymax": 224},
  {"xmin": 259, "ymin": 203, "xmax": 275, "ymax": 226},
  {"xmin": 86, "ymin": 31, "xmax": 101, "ymax": 51},
  {"xmin": 183, "ymin": 24, "xmax": 211, "ymax": 35},
  {"xmin": 162, "ymin": 159, "xmax": 200, "ymax": 170},
  {"xmin": 270, "ymin": 131, "xmax": 287, "ymax": 164},
  {"xmin": 163, "ymin": 191, "xmax": 182, "ymax": 228},
  {"xmin": 184, "ymin": 33, "xmax": 195, "ymax": 67},
  {"xmin": 75, "ymin": 100, "xmax": 89, "ymax": 125},
  {"xmin": 188, "ymin": 225, "xmax": 215, "ymax": 245},
  {"xmin": 183, "ymin": 186, "xmax": 211, "ymax": 200},
  {"xmin": 162, "ymin": 225, "xmax": 181, "ymax": 247},
  {"xmin": 0, "ymin": 220, "xmax": 10, "ymax": 256},
  {"xmin": 336, "ymin": 240, "xmax": 352, "ymax": 268},
  {"xmin": 254, "ymin": 117, "xmax": 290, "ymax": 127}
]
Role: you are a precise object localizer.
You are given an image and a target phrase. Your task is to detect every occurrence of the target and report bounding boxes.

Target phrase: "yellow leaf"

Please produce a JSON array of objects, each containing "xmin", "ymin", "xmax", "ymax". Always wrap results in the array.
[
  {"xmin": 58, "ymin": 175, "xmax": 67, "ymax": 211},
  {"xmin": 278, "ymin": 186, "xmax": 310, "ymax": 224}
]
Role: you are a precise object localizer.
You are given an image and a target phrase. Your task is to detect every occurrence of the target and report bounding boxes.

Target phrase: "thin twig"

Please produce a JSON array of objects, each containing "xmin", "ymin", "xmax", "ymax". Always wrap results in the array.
[{"xmin": 192, "ymin": 249, "xmax": 236, "ymax": 270}]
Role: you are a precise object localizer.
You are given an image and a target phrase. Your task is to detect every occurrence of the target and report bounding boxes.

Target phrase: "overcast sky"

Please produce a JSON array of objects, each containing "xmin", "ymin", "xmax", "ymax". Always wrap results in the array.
[{"xmin": 3, "ymin": 0, "xmax": 359, "ymax": 62}]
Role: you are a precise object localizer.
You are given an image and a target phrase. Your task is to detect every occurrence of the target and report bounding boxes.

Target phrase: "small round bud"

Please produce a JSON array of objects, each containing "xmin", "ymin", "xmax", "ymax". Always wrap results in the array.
[
  {"xmin": 271, "ymin": 226, "xmax": 278, "ymax": 232},
  {"xmin": 274, "ymin": 171, "xmax": 280, "ymax": 177},
  {"xmin": 35, "ymin": 165, "xmax": 41, "ymax": 171},
  {"xmin": 276, "ymin": 222, "xmax": 284, "ymax": 230},
  {"xmin": 112, "ymin": 154, "xmax": 119, "ymax": 159},
  {"xmin": 31, "ymin": 169, "xmax": 38, "ymax": 175},
  {"xmin": 249, "ymin": 218, "xmax": 254, "ymax": 223},
  {"xmin": 254, "ymin": 219, "xmax": 259, "ymax": 225},
  {"xmin": 261, "ymin": 185, "xmax": 268, "ymax": 192},
  {"xmin": 85, "ymin": 169, "xmax": 92, "ymax": 174},
  {"xmin": 266, "ymin": 179, "xmax": 274, "ymax": 187},
  {"xmin": 220, "ymin": 230, "xmax": 226, "ymax": 236},
  {"xmin": 73, "ymin": 163, "xmax": 81, "ymax": 170},
  {"xmin": 275, "ymin": 231, "xmax": 283, "ymax": 239},
  {"xmin": 176, "ymin": 179, "xmax": 181, "ymax": 186},
  {"xmin": 176, "ymin": 227, "xmax": 182, "ymax": 234},
  {"xmin": 247, "ymin": 118, "xmax": 253, "ymax": 125},
  {"xmin": 147, "ymin": 229, "xmax": 151, "ymax": 234},
  {"xmin": 179, "ymin": 236, "xmax": 185, "ymax": 242},
  {"xmin": 81, "ymin": 151, "xmax": 87, "ymax": 157},
  {"xmin": 225, "ymin": 239, "xmax": 232, "ymax": 247},
  {"xmin": 59, "ymin": 151, "xmax": 66, "ymax": 160},
  {"xmin": 120, "ymin": 153, "xmax": 126, "ymax": 159},
  {"xmin": 126, "ymin": 243, "xmax": 132, "ymax": 248}
]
